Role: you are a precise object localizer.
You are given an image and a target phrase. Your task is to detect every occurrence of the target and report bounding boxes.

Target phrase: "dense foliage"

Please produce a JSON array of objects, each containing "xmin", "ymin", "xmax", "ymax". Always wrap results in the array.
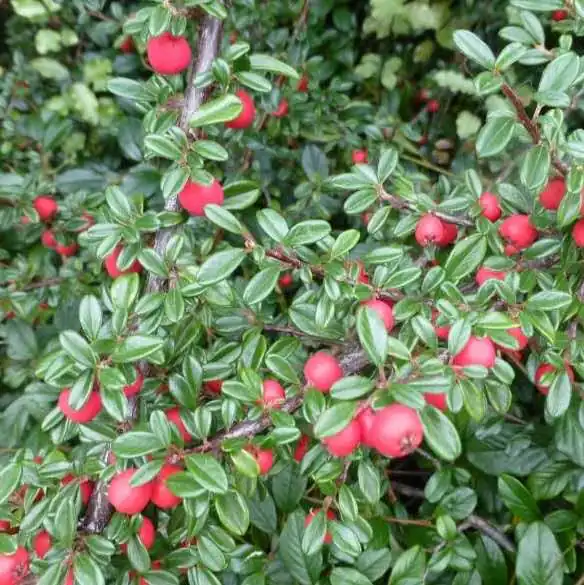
[{"xmin": 1, "ymin": 1, "xmax": 584, "ymax": 585}]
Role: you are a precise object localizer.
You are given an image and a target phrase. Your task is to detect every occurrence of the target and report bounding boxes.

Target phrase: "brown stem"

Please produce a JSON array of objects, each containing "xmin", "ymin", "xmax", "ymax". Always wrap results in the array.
[
  {"xmin": 78, "ymin": 15, "xmax": 224, "ymax": 537},
  {"xmin": 391, "ymin": 482, "xmax": 516, "ymax": 554}
]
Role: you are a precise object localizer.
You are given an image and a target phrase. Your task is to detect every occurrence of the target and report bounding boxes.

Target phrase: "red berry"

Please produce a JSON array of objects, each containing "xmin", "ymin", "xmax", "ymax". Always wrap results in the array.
[
  {"xmin": 539, "ymin": 178, "xmax": 565, "ymax": 211},
  {"xmin": 357, "ymin": 261, "xmax": 369, "ymax": 284},
  {"xmin": 479, "ymin": 192, "xmax": 501, "ymax": 221},
  {"xmin": 431, "ymin": 309, "xmax": 450, "ymax": 340},
  {"xmin": 226, "ymin": 90, "xmax": 256, "ymax": 130},
  {"xmin": 0, "ymin": 547, "xmax": 29, "ymax": 585},
  {"xmin": 61, "ymin": 474, "xmax": 93, "ymax": 505},
  {"xmin": 418, "ymin": 135, "xmax": 428, "ymax": 145},
  {"xmin": 104, "ymin": 246, "xmax": 142, "ymax": 278},
  {"xmin": 120, "ymin": 36, "xmax": 134, "ymax": 53},
  {"xmin": 33, "ymin": 531, "xmax": 52, "ymax": 559},
  {"xmin": 552, "ymin": 9, "xmax": 568, "ymax": 21},
  {"xmin": 323, "ymin": 419, "xmax": 361, "ymax": 457},
  {"xmin": 260, "ymin": 379, "xmax": 286, "ymax": 408},
  {"xmin": 476, "ymin": 267, "xmax": 506, "ymax": 286},
  {"xmin": 436, "ymin": 221, "xmax": 458, "ymax": 247},
  {"xmin": 304, "ymin": 508, "xmax": 336, "ymax": 544},
  {"xmin": 33, "ymin": 196, "xmax": 58, "ymax": 222},
  {"xmin": 204, "ymin": 380, "xmax": 223, "ymax": 394},
  {"xmin": 362, "ymin": 299, "xmax": 394, "ymax": 331},
  {"xmin": 356, "ymin": 407, "xmax": 377, "ymax": 448},
  {"xmin": 151, "ymin": 464, "xmax": 182, "ymax": 509},
  {"xmin": 56, "ymin": 242, "xmax": 78, "ymax": 257},
  {"xmin": 64, "ymin": 569, "xmax": 73, "ymax": 585},
  {"xmin": 165, "ymin": 407, "xmax": 192, "ymax": 442},
  {"xmin": 122, "ymin": 517, "xmax": 155, "ymax": 553},
  {"xmin": 424, "ymin": 393, "xmax": 447, "ymax": 411},
  {"xmin": 303, "ymin": 351, "xmax": 343, "ymax": 392},
  {"xmin": 452, "ymin": 336, "xmax": 496, "ymax": 368},
  {"xmin": 178, "ymin": 179, "xmax": 224, "ymax": 216},
  {"xmin": 504, "ymin": 243, "xmax": 520, "ymax": 256},
  {"xmin": 415, "ymin": 214, "xmax": 444, "ymax": 246},
  {"xmin": 426, "ymin": 99, "xmax": 440, "ymax": 113},
  {"xmin": 0, "ymin": 522, "xmax": 12, "ymax": 534},
  {"xmin": 123, "ymin": 367, "xmax": 144, "ymax": 397},
  {"xmin": 41, "ymin": 230, "xmax": 57, "ymax": 249},
  {"xmin": 508, "ymin": 327, "xmax": 529, "ymax": 350},
  {"xmin": 79, "ymin": 212, "xmax": 94, "ymax": 231},
  {"xmin": 58, "ymin": 389, "xmax": 102, "ymax": 423},
  {"xmin": 416, "ymin": 89, "xmax": 430, "ymax": 103},
  {"xmin": 147, "ymin": 33, "xmax": 192, "ymax": 75},
  {"xmin": 255, "ymin": 448, "xmax": 274, "ymax": 475},
  {"xmin": 293, "ymin": 435, "xmax": 310, "ymax": 462},
  {"xmin": 297, "ymin": 75, "xmax": 309, "ymax": 92},
  {"xmin": 535, "ymin": 363, "xmax": 574, "ymax": 395},
  {"xmin": 273, "ymin": 99, "xmax": 289, "ymax": 118},
  {"xmin": 572, "ymin": 218, "xmax": 584, "ymax": 247},
  {"xmin": 371, "ymin": 404, "xmax": 423, "ymax": 458},
  {"xmin": 278, "ymin": 273, "xmax": 293, "ymax": 288},
  {"xmin": 351, "ymin": 149, "xmax": 368, "ymax": 164},
  {"xmin": 499, "ymin": 215, "xmax": 538, "ymax": 250},
  {"xmin": 108, "ymin": 469, "xmax": 153, "ymax": 515}
]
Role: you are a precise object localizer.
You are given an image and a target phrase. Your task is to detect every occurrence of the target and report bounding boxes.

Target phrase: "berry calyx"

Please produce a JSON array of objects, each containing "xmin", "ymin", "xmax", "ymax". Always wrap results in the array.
[
  {"xmin": 293, "ymin": 435, "xmax": 310, "ymax": 462},
  {"xmin": 351, "ymin": 149, "xmax": 368, "ymax": 164},
  {"xmin": 535, "ymin": 363, "xmax": 574, "ymax": 395},
  {"xmin": 41, "ymin": 230, "xmax": 57, "ymax": 249},
  {"xmin": 304, "ymin": 508, "xmax": 336, "ymax": 544},
  {"xmin": 479, "ymin": 192, "xmax": 501, "ymax": 221},
  {"xmin": 370, "ymin": 404, "xmax": 423, "ymax": 458},
  {"xmin": 572, "ymin": 218, "xmax": 584, "ymax": 247},
  {"xmin": 356, "ymin": 407, "xmax": 377, "ymax": 448},
  {"xmin": 323, "ymin": 419, "xmax": 361, "ymax": 457},
  {"xmin": 165, "ymin": 407, "xmax": 192, "ymax": 442},
  {"xmin": 33, "ymin": 196, "xmax": 58, "ymax": 222},
  {"xmin": 58, "ymin": 389, "xmax": 102, "ymax": 424},
  {"xmin": 178, "ymin": 179, "xmax": 224, "ymax": 216},
  {"xmin": 123, "ymin": 367, "xmax": 144, "ymax": 397},
  {"xmin": 476, "ymin": 267, "xmax": 506, "ymax": 286},
  {"xmin": 0, "ymin": 547, "xmax": 29, "ymax": 585},
  {"xmin": 415, "ymin": 214, "xmax": 444, "ymax": 246},
  {"xmin": 539, "ymin": 178, "xmax": 565, "ymax": 211},
  {"xmin": 61, "ymin": 474, "xmax": 93, "ymax": 505},
  {"xmin": 303, "ymin": 351, "xmax": 343, "ymax": 392},
  {"xmin": 33, "ymin": 531, "xmax": 52, "ymax": 559},
  {"xmin": 424, "ymin": 392, "xmax": 447, "ymax": 411},
  {"xmin": 452, "ymin": 336, "xmax": 496, "ymax": 368},
  {"xmin": 273, "ymin": 99, "xmax": 289, "ymax": 118},
  {"xmin": 105, "ymin": 246, "xmax": 142, "ymax": 279},
  {"xmin": 426, "ymin": 99, "xmax": 440, "ymax": 113},
  {"xmin": 499, "ymin": 214, "xmax": 538, "ymax": 250},
  {"xmin": 225, "ymin": 90, "xmax": 256, "ymax": 130},
  {"xmin": 108, "ymin": 469, "xmax": 153, "ymax": 515},
  {"xmin": 260, "ymin": 379, "xmax": 286, "ymax": 408},
  {"xmin": 147, "ymin": 33, "xmax": 192, "ymax": 75},
  {"xmin": 362, "ymin": 299, "xmax": 394, "ymax": 331},
  {"xmin": 151, "ymin": 464, "xmax": 182, "ymax": 509}
]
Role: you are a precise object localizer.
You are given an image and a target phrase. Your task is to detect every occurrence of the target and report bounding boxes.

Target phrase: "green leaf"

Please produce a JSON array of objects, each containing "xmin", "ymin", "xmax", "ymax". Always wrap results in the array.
[
  {"xmin": 193, "ymin": 140, "xmax": 229, "ymax": 161},
  {"xmin": 545, "ymin": 372, "xmax": 572, "ymax": 418},
  {"xmin": 249, "ymin": 54, "xmax": 299, "ymax": 78},
  {"xmin": 144, "ymin": 134, "xmax": 183, "ymax": 160},
  {"xmin": 113, "ymin": 432, "xmax": 164, "ymax": 457},
  {"xmin": 526, "ymin": 291, "xmax": 572, "ymax": 311},
  {"xmin": 444, "ymin": 234, "xmax": 487, "ymax": 282},
  {"xmin": 356, "ymin": 306, "xmax": 388, "ymax": 366},
  {"xmin": 453, "ymin": 30, "xmax": 496, "ymax": 69},
  {"xmin": 279, "ymin": 510, "xmax": 323, "ymax": 585},
  {"xmin": 520, "ymin": 145, "xmax": 550, "ymax": 191},
  {"xmin": 498, "ymin": 474, "xmax": 541, "ymax": 522},
  {"xmin": 377, "ymin": 148, "xmax": 399, "ymax": 183},
  {"xmin": 112, "ymin": 336, "xmax": 164, "ymax": 362},
  {"xmin": 215, "ymin": 491, "xmax": 250, "ymax": 535},
  {"xmin": 243, "ymin": 266, "xmax": 280, "ymax": 305},
  {"xmin": 314, "ymin": 402, "xmax": 357, "ymax": 439},
  {"xmin": 284, "ymin": 220, "xmax": 331, "ymax": 247},
  {"xmin": 79, "ymin": 295, "xmax": 102, "ymax": 340},
  {"xmin": 198, "ymin": 249, "xmax": 246, "ymax": 286},
  {"xmin": 189, "ymin": 95, "xmax": 243, "ymax": 127},
  {"xmin": 60, "ymin": 331, "xmax": 96, "ymax": 368},
  {"xmin": 0, "ymin": 464, "xmax": 22, "ymax": 505},
  {"xmin": 331, "ymin": 230, "xmax": 360, "ymax": 259},
  {"xmin": 516, "ymin": 522, "xmax": 563, "ymax": 585},
  {"xmin": 331, "ymin": 376, "xmax": 375, "ymax": 400},
  {"xmin": 476, "ymin": 117, "xmax": 515, "ymax": 158},
  {"xmin": 204, "ymin": 204, "xmax": 244, "ymax": 234},
  {"xmin": 74, "ymin": 553, "xmax": 105, "ymax": 585},
  {"xmin": 272, "ymin": 464, "xmax": 306, "ymax": 512},
  {"xmin": 302, "ymin": 509, "xmax": 326, "ymax": 556},
  {"xmin": 389, "ymin": 546, "xmax": 425, "ymax": 585},
  {"xmin": 257, "ymin": 209, "xmax": 289, "ymax": 241},
  {"xmin": 331, "ymin": 568, "xmax": 373, "ymax": 585},
  {"xmin": 186, "ymin": 454, "xmax": 229, "ymax": 494},
  {"xmin": 420, "ymin": 407, "xmax": 462, "ymax": 462},
  {"xmin": 538, "ymin": 52, "xmax": 579, "ymax": 93},
  {"xmin": 108, "ymin": 77, "xmax": 152, "ymax": 101}
]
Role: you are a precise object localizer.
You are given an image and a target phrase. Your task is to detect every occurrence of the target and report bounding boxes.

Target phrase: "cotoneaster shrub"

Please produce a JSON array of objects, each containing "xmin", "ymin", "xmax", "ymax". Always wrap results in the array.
[{"xmin": 0, "ymin": 1, "xmax": 583, "ymax": 585}]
